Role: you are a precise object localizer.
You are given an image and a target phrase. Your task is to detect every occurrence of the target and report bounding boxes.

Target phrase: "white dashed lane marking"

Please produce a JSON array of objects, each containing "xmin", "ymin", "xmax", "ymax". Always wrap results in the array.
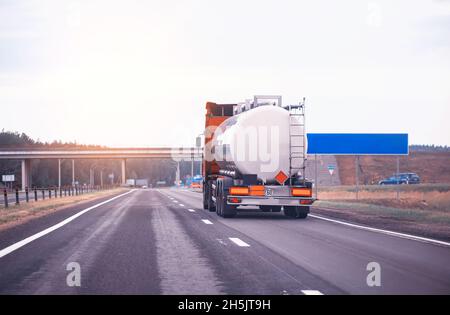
[
  {"xmin": 229, "ymin": 237, "xmax": 250, "ymax": 247},
  {"xmin": 301, "ymin": 290, "xmax": 324, "ymax": 295},
  {"xmin": 202, "ymin": 219, "xmax": 213, "ymax": 225},
  {"xmin": 179, "ymin": 204, "xmax": 185, "ymax": 207},
  {"xmin": 188, "ymin": 209, "xmax": 196, "ymax": 212}
]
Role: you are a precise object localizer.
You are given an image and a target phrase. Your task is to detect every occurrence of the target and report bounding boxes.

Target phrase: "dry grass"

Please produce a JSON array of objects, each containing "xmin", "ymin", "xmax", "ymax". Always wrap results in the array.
[
  {"xmin": 317, "ymin": 184, "xmax": 450, "ymax": 211},
  {"xmin": 312, "ymin": 185, "xmax": 450, "ymax": 240},
  {"xmin": 0, "ymin": 188, "xmax": 129, "ymax": 230}
]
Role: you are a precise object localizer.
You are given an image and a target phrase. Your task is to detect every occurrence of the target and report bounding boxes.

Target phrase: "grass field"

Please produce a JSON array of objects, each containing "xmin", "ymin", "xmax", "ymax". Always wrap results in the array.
[{"xmin": 317, "ymin": 184, "xmax": 450, "ymax": 209}]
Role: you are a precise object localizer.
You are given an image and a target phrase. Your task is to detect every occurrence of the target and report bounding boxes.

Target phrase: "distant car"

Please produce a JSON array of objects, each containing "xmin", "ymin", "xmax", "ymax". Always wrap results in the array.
[
  {"xmin": 398, "ymin": 173, "xmax": 420, "ymax": 184},
  {"xmin": 141, "ymin": 185, "xmax": 148, "ymax": 189},
  {"xmin": 191, "ymin": 182, "xmax": 201, "ymax": 189},
  {"xmin": 378, "ymin": 173, "xmax": 420, "ymax": 185}
]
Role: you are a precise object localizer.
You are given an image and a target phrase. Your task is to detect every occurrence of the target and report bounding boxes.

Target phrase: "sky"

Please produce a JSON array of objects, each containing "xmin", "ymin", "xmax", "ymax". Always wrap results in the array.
[{"xmin": 0, "ymin": 0, "xmax": 449, "ymax": 147}]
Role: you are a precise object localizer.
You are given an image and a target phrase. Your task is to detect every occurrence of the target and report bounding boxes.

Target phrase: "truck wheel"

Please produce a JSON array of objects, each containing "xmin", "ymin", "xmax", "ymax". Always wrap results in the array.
[
  {"xmin": 217, "ymin": 181, "xmax": 236, "ymax": 218},
  {"xmin": 271, "ymin": 206, "xmax": 282, "ymax": 213},
  {"xmin": 260, "ymin": 205, "xmax": 272, "ymax": 212},
  {"xmin": 296, "ymin": 206, "xmax": 309, "ymax": 219},
  {"xmin": 284, "ymin": 206, "xmax": 309, "ymax": 219},
  {"xmin": 208, "ymin": 196, "xmax": 216, "ymax": 212},
  {"xmin": 207, "ymin": 181, "xmax": 216, "ymax": 212},
  {"xmin": 216, "ymin": 184, "xmax": 222, "ymax": 216},
  {"xmin": 203, "ymin": 183, "xmax": 208, "ymax": 210}
]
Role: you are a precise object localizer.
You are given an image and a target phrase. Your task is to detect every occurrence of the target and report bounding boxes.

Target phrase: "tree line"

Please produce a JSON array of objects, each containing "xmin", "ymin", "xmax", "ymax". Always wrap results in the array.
[
  {"xmin": 0, "ymin": 130, "xmax": 200, "ymax": 188},
  {"xmin": 409, "ymin": 144, "xmax": 450, "ymax": 152}
]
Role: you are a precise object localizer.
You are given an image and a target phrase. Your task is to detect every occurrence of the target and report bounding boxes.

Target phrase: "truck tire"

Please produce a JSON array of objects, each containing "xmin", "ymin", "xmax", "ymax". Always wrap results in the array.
[
  {"xmin": 206, "ymin": 181, "xmax": 216, "ymax": 212},
  {"xmin": 284, "ymin": 206, "xmax": 309, "ymax": 219},
  {"xmin": 203, "ymin": 182, "xmax": 208, "ymax": 210},
  {"xmin": 260, "ymin": 205, "xmax": 282, "ymax": 212},
  {"xmin": 271, "ymin": 206, "xmax": 282, "ymax": 213},
  {"xmin": 260, "ymin": 205, "xmax": 271, "ymax": 212},
  {"xmin": 217, "ymin": 180, "xmax": 236, "ymax": 218}
]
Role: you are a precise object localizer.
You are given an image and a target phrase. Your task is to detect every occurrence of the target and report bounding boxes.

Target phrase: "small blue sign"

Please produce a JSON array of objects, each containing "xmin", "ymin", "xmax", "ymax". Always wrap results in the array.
[
  {"xmin": 327, "ymin": 165, "xmax": 335, "ymax": 170},
  {"xmin": 307, "ymin": 133, "xmax": 408, "ymax": 155}
]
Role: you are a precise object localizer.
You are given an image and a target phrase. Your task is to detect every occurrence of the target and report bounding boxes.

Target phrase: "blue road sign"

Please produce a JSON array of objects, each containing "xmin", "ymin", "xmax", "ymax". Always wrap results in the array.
[
  {"xmin": 327, "ymin": 165, "xmax": 335, "ymax": 170},
  {"xmin": 307, "ymin": 133, "xmax": 408, "ymax": 155}
]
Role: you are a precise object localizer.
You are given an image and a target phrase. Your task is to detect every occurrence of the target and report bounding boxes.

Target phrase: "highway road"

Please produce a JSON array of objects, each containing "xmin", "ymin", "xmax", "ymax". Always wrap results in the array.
[{"xmin": 0, "ymin": 188, "xmax": 449, "ymax": 294}]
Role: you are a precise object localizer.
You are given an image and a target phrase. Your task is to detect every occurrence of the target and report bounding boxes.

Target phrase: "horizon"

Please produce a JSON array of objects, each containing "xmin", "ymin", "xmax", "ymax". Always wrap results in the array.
[{"xmin": 1, "ymin": 129, "xmax": 449, "ymax": 149}]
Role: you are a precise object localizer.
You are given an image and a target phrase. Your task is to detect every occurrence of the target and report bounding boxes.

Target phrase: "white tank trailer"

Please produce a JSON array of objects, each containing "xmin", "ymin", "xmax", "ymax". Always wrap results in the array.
[
  {"xmin": 202, "ymin": 95, "xmax": 314, "ymax": 219},
  {"xmin": 211, "ymin": 105, "xmax": 304, "ymax": 184}
]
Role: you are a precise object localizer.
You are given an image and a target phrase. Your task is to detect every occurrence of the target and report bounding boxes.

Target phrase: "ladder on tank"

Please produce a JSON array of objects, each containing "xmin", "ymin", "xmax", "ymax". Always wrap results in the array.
[{"xmin": 288, "ymin": 98, "xmax": 306, "ymax": 185}]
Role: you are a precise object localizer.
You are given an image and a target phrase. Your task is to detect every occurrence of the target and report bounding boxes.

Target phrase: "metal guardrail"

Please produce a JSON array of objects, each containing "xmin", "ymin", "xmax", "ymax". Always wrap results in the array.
[{"xmin": 2, "ymin": 185, "xmax": 119, "ymax": 208}]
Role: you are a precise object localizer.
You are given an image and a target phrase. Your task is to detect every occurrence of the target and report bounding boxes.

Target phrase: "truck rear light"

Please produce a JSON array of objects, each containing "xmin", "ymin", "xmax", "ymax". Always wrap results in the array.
[
  {"xmin": 229, "ymin": 186, "xmax": 249, "ymax": 196},
  {"xmin": 228, "ymin": 197, "xmax": 241, "ymax": 203},
  {"xmin": 300, "ymin": 199, "xmax": 313, "ymax": 205},
  {"xmin": 249, "ymin": 185, "xmax": 265, "ymax": 196},
  {"xmin": 291, "ymin": 187, "xmax": 312, "ymax": 197}
]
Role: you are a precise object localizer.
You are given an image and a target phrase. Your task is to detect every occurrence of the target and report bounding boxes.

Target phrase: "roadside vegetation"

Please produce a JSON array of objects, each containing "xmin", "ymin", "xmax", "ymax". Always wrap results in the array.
[
  {"xmin": 0, "ymin": 187, "xmax": 128, "ymax": 230},
  {"xmin": 313, "ymin": 184, "xmax": 450, "ymax": 241}
]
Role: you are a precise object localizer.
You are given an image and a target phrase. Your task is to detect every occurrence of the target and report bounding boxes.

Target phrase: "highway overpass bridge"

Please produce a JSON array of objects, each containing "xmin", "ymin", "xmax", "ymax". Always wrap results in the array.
[{"xmin": 0, "ymin": 148, "xmax": 203, "ymax": 190}]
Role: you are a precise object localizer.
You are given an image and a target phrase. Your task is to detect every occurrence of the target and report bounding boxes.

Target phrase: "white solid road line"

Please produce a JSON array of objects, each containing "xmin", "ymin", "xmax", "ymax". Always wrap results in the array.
[
  {"xmin": 0, "ymin": 190, "xmax": 136, "ymax": 259},
  {"xmin": 202, "ymin": 219, "xmax": 213, "ymax": 225},
  {"xmin": 309, "ymin": 214, "xmax": 450, "ymax": 247},
  {"xmin": 188, "ymin": 209, "xmax": 196, "ymax": 212},
  {"xmin": 229, "ymin": 237, "xmax": 250, "ymax": 247},
  {"xmin": 301, "ymin": 290, "xmax": 324, "ymax": 295}
]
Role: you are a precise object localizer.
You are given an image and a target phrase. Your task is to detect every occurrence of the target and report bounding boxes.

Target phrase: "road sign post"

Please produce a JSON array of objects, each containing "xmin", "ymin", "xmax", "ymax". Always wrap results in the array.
[
  {"xmin": 314, "ymin": 154, "xmax": 318, "ymax": 199},
  {"xmin": 307, "ymin": 133, "xmax": 409, "ymax": 201},
  {"xmin": 3, "ymin": 189, "xmax": 7, "ymax": 208},
  {"xmin": 396, "ymin": 156, "xmax": 400, "ymax": 200},
  {"xmin": 327, "ymin": 164, "xmax": 335, "ymax": 185},
  {"xmin": 15, "ymin": 188, "xmax": 19, "ymax": 205},
  {"xmin": 355, "ymin": 156, "xmax": 359, "ymax": 200}
]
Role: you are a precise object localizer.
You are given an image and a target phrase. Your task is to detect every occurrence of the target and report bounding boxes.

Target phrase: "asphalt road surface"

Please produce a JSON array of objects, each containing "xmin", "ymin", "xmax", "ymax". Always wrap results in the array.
[{"xmin": 0, "ymin": 188, "xmax": 449, "ymax": 294}]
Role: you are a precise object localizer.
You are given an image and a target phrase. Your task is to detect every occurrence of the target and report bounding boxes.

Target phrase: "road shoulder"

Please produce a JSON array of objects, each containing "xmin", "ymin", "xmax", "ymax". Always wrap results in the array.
[
  {"xmin": 0, "ymin": 188, "xmax": 131, "ymax": 249},
  {"xmin": 312, "ymin": 201, "xmax": 450, "ymax": 242}
]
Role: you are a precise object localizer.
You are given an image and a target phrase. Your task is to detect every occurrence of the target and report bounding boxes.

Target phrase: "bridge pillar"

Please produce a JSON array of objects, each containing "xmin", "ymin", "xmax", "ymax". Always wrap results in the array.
[
  {"xmin": 175, "ymin": 161, "xmax": 180, "ymax": 186},
  {"xmin": 21, "ymin": 159, "xmax": 32, "ymax": 191},
  {"xmin": 121, "ymin": 159, "xmax": 126, "ymax": 185},
  {"xmin": 90, "ymin": 168, "xmax": 94, "ymax": 186},
  {"xmin": 72, "ymin": 159, "xmax": 75, "ymax": 186},
  {"xmin": 58, "ymin": 159, "xmax": 62, "ymax": 188},
  {"xmin": 191, "ymin": 156, "xmax": 194, "ymax": 178}
]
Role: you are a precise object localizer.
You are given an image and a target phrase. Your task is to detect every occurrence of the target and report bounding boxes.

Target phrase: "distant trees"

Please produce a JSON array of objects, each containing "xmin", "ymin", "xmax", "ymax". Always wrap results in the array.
[
  {"xmin": 410, "ymin": 144, "xmax": 450, "ymax": 152},
  {"xmin": 0, "ymin": 130, "xmax": 200, "ymax": 188}
]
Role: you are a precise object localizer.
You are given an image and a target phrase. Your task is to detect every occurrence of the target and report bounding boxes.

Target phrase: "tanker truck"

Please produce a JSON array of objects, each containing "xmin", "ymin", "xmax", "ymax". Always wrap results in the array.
[{"xmin": 202, "ymin": 95, "xmax": 314, "ymax": 219}]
